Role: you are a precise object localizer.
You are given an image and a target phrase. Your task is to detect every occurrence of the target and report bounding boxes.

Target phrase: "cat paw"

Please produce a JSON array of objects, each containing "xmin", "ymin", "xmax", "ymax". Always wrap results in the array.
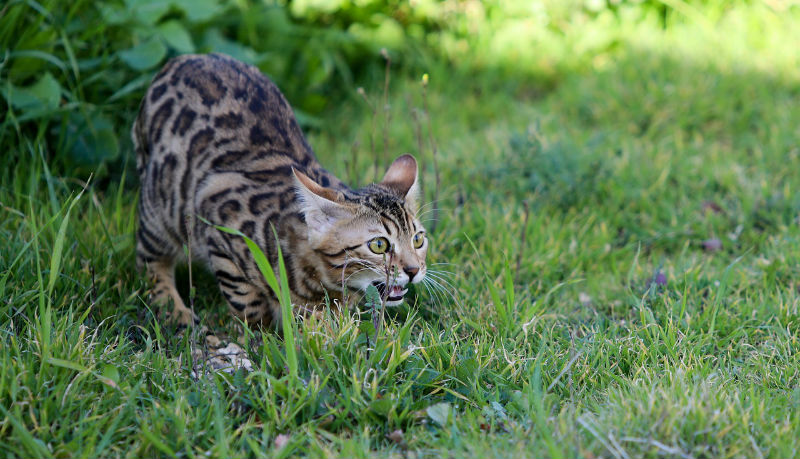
[{"xmin": 164, "ymin": 306, "xmax": 200, "ymax": 329}]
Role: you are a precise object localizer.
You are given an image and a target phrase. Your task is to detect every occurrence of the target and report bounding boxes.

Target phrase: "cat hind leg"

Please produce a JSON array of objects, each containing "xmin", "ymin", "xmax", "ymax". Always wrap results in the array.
[{"xmin": 136, "ymin": 225, "xmax": 199, "ymax": 327}]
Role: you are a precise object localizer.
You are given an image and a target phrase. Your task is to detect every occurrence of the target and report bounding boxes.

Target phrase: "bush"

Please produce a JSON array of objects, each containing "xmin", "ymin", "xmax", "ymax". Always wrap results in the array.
[{"xmin": 0, "ymin": 0, "xmax": 775, "ymax": 173}]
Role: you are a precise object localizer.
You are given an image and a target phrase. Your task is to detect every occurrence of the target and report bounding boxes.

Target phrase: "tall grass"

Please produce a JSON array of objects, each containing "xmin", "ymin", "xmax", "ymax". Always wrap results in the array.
[{"xmin": 2, "ymin": 1, "xmax": 800, "ymax": 457}]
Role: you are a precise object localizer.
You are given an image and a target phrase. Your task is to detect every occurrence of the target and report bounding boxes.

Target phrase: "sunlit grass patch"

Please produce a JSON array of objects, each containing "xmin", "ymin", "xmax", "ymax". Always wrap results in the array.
[{"xmin": 3, "ymin": 1, "xmax": 800, "ymax": 457}]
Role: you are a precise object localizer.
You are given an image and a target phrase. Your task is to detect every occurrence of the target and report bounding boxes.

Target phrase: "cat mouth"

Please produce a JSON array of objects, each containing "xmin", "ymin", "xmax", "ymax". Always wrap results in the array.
[{"xmin": 371, "ymin": 281, "xmax": 408, "ymax": 304}]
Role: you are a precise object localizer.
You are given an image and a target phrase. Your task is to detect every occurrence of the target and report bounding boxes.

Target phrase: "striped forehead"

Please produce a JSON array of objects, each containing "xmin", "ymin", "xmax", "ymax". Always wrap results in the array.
[{"xmin": 360, "ymin": 191, "xmax": 413, "ymax": 235}]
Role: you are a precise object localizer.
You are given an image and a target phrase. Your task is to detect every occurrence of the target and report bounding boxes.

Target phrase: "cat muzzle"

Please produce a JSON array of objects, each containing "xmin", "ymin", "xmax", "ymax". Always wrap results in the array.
[{"xmin": 371, "ymin": 281, "xmax": 408, "ymax": 304}]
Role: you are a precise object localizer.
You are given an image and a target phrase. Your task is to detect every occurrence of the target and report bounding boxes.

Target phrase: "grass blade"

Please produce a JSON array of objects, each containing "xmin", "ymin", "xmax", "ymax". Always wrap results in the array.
[
  {"xmin": 200, "ymin": 217, "xmax": 298, "ymax": 382},
  {"xmin": 47, "ymin": 186, "xmax": 85, "ymax": 296},
  {"xmin": 271, "ymin": 225, "xmax": 298, "ymax": 382},
  {"xmin": 0, "ymin": 404, "xmax": 54, "ymax": 458}
]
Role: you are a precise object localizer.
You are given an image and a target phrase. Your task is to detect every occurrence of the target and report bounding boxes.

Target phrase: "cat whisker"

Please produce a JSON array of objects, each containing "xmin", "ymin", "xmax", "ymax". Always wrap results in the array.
[
  {"xmin": 429, "ymin": 264, "xmax": 456, "ymax": 272},
  {"xmin": 426, "ymin": 268, "xmax": 456, "ymax": 277},
  {"xmin": 420, "ymin": 278, "xmax": 443, "ymax": 308},
  {"xmin": 423, "ymin": 276, "xmax": 456, "ymax": 305},
  {"xmin": 416, "ymin": 204, "xmax": 448, "ymax": 219},
  {"xmin": 339, "ymin": 255, "xmax": 382, "ymax": 278},
  {"xmin": 343, "ymin": 266, "xmax": 385, "ymax": 285},
  {"xmin": 426, "ymin": 266, "xmax": 455, "ymax": 277},
  {"xmin": 343, "ymin": 267, "xmax": 379, "ymax": 282},
  {"xmin": 425, "ymin": 271, "xmax": 457, "ymax": 291},
  {"xmin": 426, "ymin": 285, "xmax": 453, "ymax": 309},
  {"xmin": 422, "ymin": 276, "xmax": 450, "ymax": 304},
  {"xmin": 424, "ymin": 275, "xmax": 449, "ymax": 294},
  {"xmin": 342, "ymin": 255, "xmax": 383, "ymax": 272},
  {"xmin": 417, "ymin": 208, "xmax": 442, "ymax": 221},
  {"xmin": 415, "ymin": 200, "xmax": 441, "ymax": 216},
  {"xmin": 415, "ymin": 213, "xmax": 438, "ymax": 224}
]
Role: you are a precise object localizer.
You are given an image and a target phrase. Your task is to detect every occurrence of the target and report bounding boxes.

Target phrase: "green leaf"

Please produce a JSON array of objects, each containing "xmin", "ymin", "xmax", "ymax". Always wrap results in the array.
[
  {"xmin": 124, "ymin": 0, "xmax": 171, "ymax": 25},
  {"xmin": 364, "ymin": 284, "xmax": 381, "ymax": 310},
  {"xmin": 426, "ymin": 402, "xmax": 451, "ymax": 427},
  {"xmin": 98, "ymin": 3, "xmax": 129, "ymax": 25},
  {"xmin": 7, "ymin": 30, "xmax": 58, "ymax": 78},
  {"xmin": 108, "ymin": 74, "xmax": 152, "ymax": 102},
  {"xmin": 46, "ymin": 357, "xmax": 87, "ymax": 372},
  {"xmin": 171, "ymin": 0, "xmax": 222, "ymax": 23},
  {"xmin": 102, "ymin": 364, "xmax": 120, "ymax": 384},
  {"xmin": 373, "ymin": 15, "xmax": 405, "ymax": 49},
  {"xmin": 369, "ymin": 398, "xmax": 393, "ymax": 417},
  {"xmin": 4, "ymin": 72, "xmax": 61, "ymax": 111},
  {"xmin": 203, "ymin": 28, "xmax": 258, "ymax": 64},
  {"xmin": 65, "ymin": 112, "xmax": 120, "ymax": 165},
  {"xmin": 8, "ymin": 50, "xmax": 67, "ymax": 72},
  {"xmin": 158, "ymin": 20, "xmax": 195, "ymax": 53},
  {"xmin": 118, "ymin": 37, "xmax": 167, "ymax": 70}
]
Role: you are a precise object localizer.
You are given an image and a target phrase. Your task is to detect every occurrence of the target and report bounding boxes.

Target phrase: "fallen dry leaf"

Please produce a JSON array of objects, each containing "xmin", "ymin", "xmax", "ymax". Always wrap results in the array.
[
  {"xmin": 702, "ymin": 238, "xmax": 723, "ymax": 252},
  {"xmin": 702, "ymin": 200, "xmax": 723, "ymax": 214},
  {"xmin": 386, "ymin": 429, "xmax": 404, "ymax": 444}
]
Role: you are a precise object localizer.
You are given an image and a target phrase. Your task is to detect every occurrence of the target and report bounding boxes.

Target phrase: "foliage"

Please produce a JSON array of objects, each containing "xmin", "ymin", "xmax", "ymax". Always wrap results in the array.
[
  {"xmin": 1, "ymin": 0, "xmax": 785, "ymax": 173},
  {"xmin": 2, "ymin": 0, "xmax": 800, "ymax": 457},
  {"xmin": 1, "ymin": 0, "xmax": 391, "ymax": 172}
]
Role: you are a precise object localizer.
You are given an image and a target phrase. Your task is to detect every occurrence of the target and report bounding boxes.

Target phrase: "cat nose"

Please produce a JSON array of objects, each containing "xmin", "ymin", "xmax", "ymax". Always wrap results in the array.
[{"xmin": 403, "ymin": 266, "xmax": 420, "ymax": 281}]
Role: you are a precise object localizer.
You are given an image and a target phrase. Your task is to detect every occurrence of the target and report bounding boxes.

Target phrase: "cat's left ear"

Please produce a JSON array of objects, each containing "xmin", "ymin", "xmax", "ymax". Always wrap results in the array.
[
  {"xmin": 292, "ymin": 169, "xmax": 350, "ymax": 243},
  {"xmin": 381, "ymin": 154, "xmax": 420, "ymax": 212}
]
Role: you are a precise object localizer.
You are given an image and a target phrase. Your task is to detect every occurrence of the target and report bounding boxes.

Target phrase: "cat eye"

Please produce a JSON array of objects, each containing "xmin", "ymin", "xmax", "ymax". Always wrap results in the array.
[
  {"xmin": 368, "ymin": 237, "xmax": 390, "ymax": 254},
  {"xmin": 412, "ymin": 232, "xmax": 425, "ymax": 249}
]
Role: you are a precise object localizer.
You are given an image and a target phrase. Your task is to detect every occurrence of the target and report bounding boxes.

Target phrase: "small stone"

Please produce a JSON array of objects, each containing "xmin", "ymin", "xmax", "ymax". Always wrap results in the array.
[{"xmin": 205, "ymin": 334, "xmax": 222, "ymax": 347}]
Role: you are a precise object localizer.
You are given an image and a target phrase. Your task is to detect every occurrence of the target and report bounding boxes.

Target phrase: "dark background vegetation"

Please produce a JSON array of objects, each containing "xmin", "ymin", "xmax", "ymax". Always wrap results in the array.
[
  {"xmin": 2, "ymin": 0, "xmax": 758, "ymax": 177},
  {"xmin": 3, "ymin": 1, "xmax": 800, "ymax": 457}
]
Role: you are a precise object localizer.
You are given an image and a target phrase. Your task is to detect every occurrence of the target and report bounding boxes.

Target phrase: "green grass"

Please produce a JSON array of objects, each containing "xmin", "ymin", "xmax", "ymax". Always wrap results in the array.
[{"xmin": 3, "ymin": 2, "xmax": 800, "ymax": 458}]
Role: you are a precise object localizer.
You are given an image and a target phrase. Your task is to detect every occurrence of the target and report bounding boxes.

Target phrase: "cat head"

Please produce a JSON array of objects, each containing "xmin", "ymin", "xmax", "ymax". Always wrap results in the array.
[{"xmin": 293, "ymin": 154, "xmax": 427, "ymax": 305}]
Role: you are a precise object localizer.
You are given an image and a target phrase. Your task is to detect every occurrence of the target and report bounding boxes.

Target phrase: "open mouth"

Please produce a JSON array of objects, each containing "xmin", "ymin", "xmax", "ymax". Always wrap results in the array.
[{"xmin": 372, "ymin": 281, "xmax": 408, "ymax": 303}]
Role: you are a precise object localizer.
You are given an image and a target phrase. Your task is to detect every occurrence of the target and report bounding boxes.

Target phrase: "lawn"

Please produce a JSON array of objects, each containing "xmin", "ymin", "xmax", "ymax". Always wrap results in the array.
[{"xmin": 2, "ymin": 1, "xmax": 800, "ymax": 457}]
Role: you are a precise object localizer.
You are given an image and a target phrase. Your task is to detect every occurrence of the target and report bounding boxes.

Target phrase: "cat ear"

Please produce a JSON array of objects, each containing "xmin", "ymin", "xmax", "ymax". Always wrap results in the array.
[
  {"xmin": 381, "ymin": 154, "xmax": 420, "ymax": 211},
  {"xmin": 292, "ymin": 169, "xmax": 350, "ymax": 240}
]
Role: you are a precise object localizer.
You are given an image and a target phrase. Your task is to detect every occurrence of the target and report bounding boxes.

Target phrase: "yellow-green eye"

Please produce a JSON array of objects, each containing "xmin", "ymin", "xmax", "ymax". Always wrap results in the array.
[
  {"xmin": 368, "ymin": 237, "xmax": 390, "ymax": 254},
  {"xmin": 412, "ymin": 232, "xmax": 425, "ymax": 249}
]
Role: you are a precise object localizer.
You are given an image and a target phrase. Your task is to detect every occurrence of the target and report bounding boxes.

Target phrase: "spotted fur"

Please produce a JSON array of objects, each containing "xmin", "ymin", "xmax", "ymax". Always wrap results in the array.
[{"xmin": 134, "ymin": 53, "xmax": 428, "ymax": 327}]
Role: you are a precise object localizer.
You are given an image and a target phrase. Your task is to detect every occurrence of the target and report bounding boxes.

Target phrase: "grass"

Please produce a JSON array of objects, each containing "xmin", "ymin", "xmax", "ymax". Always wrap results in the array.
[{"xmin": 3, "ymin": 2, "xmax": 800, "ymax": 458}]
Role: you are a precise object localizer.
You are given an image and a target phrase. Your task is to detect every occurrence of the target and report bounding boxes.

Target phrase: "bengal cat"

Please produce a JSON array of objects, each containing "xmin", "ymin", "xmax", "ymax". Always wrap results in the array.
[{"xmin": 133, "ymin": 53, "xmax": 428, "ymax": 328}]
